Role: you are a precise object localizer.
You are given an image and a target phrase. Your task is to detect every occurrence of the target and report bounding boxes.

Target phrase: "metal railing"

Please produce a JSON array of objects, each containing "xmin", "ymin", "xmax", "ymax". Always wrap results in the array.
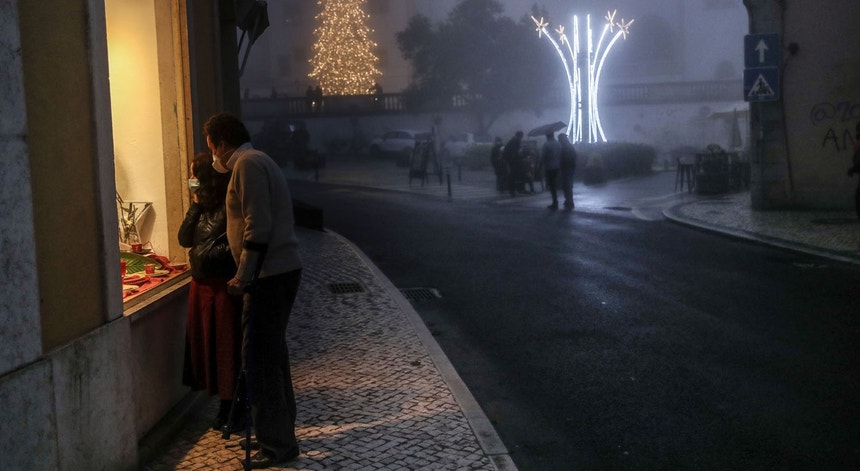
[{"xmin": 243, "ymin": 80, "xmax": 744, "ymax": 119}]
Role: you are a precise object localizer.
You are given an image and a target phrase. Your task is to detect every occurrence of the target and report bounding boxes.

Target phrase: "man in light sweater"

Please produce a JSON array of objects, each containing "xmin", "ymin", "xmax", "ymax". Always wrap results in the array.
[{"xmin": 205, "ymin": 112, "xmax": 302, "ymax": 468}]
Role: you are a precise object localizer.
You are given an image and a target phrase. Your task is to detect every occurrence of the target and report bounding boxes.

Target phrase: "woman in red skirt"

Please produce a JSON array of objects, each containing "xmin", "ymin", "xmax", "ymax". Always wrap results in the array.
[{"xmin": 178, "ymin": 152, "xmax": 242, "ymax": 431}]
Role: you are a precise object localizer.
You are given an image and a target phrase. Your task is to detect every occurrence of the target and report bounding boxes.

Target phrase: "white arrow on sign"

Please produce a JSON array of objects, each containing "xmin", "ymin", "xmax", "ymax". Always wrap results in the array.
[{"xmin": 755, "ymin": 39, "xmax": 769, "ymax": 63}]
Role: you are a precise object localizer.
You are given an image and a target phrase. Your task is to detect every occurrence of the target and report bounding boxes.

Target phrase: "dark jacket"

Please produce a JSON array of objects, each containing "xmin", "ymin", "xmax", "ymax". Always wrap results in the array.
[
  {"xmin": 560, "ymin": 140, "xmax": 577, "ymax": 171},
  {"xmin": 178, "ymin": 203, "xmax": 236, "ymax": 280},
  {"xmin": 503, "ymin": 136, "xmax": 523, "ymax": 175},
  {"xmin": 490, "ymin": 142, "xmax": 505, "ymax": 174}
]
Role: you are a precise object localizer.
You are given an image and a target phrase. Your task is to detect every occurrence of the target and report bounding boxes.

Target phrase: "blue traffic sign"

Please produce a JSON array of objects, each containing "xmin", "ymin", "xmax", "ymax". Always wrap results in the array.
[
  {"xmin": 744, "ymin": 67, "xmax": 780, "ymax": 102},
  {"xmin": 745, "ymin": 33, "xmax": 781, "ymax": 68}
]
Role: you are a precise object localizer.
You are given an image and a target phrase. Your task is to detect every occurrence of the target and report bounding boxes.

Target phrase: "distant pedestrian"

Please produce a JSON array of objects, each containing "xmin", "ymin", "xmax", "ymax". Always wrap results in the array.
[
  {"xmin": 541, "ymin": 132, "xmax": 562, "ymax": 209},
  {"xmin": 305, "ymin": 86, "xmax": 315, "ymax": 113},
  {"xmin": 503, "ymin": 131, "xmax": 524, "ymax": 197},
  {"xmin": 371, "ymin": 82, "xmax": 383, "ymax": 110},
  {"xmin": 559, "ymin": 133, "xmax": 578, "ymax": 210},
  {"xmin": 314, "ymin": 85, "xmax": 323, "ymax": 111},
  {"xmin": 848, "ymin": 122, "xmax": 860, "ymax": 219},
  {"xmin": 490, "ymin": 137, "xmax": 506, "ymax": 192}
]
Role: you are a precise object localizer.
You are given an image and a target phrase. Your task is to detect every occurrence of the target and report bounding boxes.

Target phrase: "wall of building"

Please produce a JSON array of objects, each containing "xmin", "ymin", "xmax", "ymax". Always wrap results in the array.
[
  {"xmin": 745, "ymin": 0, "xmax": 860, "ymax": 209},
  {"xmin": 1, "ymin": 1, "xmax": 139, "ymax": 468},
  {"xmin": 0, "ymin": 0, "xmax": 42, "ymax": 378},
  {"xmin": 781, "ymin": 0, "xmax": 860, "ymax": 208}
]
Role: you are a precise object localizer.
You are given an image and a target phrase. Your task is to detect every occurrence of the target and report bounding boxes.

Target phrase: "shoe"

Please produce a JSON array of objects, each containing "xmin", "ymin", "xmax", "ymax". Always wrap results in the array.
[
  {"xmin": 212, "ymin": 399, "xmax": 233, "ymax": 430},
  {"xmin": 220, "ymin": 415, "xmax": 248, "ymax": 435},
  {"xmin": 239, "ymin": 438, "xmax": 260, "ymax": 451},
  {"xmin": 243, "ymin": 447, "xmax": 300, "ymax": 469},
  {"xmin": 212, "ymin": 416, "xmax": 227, "ymax": 431},
  {"xmin": 547, "ymin": 204, "xmax": 558, "ymax": 210}
]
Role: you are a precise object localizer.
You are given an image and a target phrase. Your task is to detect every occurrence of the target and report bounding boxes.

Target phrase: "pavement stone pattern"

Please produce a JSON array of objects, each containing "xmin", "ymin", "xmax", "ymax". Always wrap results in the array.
[
  {"xmin": 668, "ymin": 192, "xmax": 860, "ymax": 260},
  {"xmin": 143, "ymin": 229, "xmax": 499, "ymax": 470}
]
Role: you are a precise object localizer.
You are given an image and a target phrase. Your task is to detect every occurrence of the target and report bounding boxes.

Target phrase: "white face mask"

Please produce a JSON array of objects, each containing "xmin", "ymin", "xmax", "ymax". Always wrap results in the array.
[
  {"xmin": 212, "ymin": 154, "xmax": 230, "ymax": 174},
  {"xmin": 188, "ymin": 178, "xmax": 200, "ymax": 190}
]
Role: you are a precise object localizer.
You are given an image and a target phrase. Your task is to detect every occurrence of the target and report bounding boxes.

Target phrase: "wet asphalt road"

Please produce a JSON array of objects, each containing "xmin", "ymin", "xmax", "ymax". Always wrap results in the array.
[{"xmin": 290, "ymin": 179, "xmax": 860, "ymax": 470}]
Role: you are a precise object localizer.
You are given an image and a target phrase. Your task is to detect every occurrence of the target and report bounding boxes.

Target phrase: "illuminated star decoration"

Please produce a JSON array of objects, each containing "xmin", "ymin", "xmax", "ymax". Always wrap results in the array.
[
  {"xmin": 605, "ymin": 10, "xmax": 617, "ymax": 33},
  {"xmin": 617, "ymin": 18, "xmax": 635, "ymax": 40},
  {"xmin": 532, "ymin": 10, "xmax": 633, "ymax": 143},
  {"xmin": 534, "ymin": 16, "xmax": 549, "ymax": 38},
  {"xmin": 555, "ymin": 25, "xmax": 567, "ymax": 45}
]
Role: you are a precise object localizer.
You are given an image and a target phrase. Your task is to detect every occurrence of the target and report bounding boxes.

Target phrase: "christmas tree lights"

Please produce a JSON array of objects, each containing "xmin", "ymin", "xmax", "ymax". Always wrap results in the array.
[{"xmin": 309, "ymin": 0, "xmax": 382, "ymax": 95}]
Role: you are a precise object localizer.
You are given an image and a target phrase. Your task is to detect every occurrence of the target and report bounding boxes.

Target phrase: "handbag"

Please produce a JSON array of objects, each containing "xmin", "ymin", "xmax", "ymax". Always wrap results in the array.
[{"xmin": 198, "ymin": 232, "xmax": 236, "ymax": 277}]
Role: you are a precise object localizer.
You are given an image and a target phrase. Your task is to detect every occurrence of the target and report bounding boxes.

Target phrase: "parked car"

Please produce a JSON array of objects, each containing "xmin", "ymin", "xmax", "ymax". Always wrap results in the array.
[{"xmin": 369, "ymin": 129, "xmax": 431, "ymax": 165}]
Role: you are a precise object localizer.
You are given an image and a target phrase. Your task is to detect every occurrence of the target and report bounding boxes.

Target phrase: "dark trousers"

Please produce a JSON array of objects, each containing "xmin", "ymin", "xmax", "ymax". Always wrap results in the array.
[
  {"xmin": 855, "ymin": 186, "xmax": 860, "ymax": 219},
  {"xmin": 545, "ymin": 169, "xmax": 559, "ymax": 206},
  {"xmin": 508, "ymin": 165, "xmax": 520, "ymax": 196},
  {"xmin": 242, "ymin": 269, "xmax": 302, "ymax": 459},
  {"xmin": 561, "ymin": 168, "xmax": 575, "ymax": 207}
]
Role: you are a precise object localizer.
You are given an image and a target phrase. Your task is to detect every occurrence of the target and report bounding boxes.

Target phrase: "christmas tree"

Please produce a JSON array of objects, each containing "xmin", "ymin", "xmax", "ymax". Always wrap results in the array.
[{"xmin": 309, "ymin": 0, "xmax": 381, "ymax": 95}]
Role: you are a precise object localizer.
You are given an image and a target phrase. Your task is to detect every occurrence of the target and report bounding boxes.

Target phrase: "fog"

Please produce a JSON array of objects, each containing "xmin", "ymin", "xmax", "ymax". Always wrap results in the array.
[{"xmin": 241, "ymin": 0, "xmax": 750, "ymax": 155}]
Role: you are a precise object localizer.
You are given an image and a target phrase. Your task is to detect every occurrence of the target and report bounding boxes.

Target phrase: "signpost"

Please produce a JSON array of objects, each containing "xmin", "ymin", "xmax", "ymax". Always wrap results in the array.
[{"xmin": 743, "ymin": 33, "xmax": 780, "ymax": 102}]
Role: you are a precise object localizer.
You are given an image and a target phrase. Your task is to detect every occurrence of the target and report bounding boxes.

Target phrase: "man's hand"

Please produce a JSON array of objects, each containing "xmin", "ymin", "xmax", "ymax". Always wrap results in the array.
[{"xmin": 227, "ymin": 277, "xmax": 247, "ymax": 295}]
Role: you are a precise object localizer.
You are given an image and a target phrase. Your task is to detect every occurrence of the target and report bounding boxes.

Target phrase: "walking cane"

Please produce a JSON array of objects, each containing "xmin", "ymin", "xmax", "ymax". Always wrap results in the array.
[{"xmin": 222, "ymin": 244, "xmax": 268, "ymax": 471}]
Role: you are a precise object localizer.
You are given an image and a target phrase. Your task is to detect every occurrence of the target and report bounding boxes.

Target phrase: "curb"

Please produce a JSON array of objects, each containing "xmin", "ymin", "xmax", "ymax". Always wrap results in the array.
[
  {"xmin": 325, "ymin": 229, "xmax": 519, "ymax": 471},
  {"xmin": 662, "ymin": 202, "xmax": 860, "ymax": 267}
]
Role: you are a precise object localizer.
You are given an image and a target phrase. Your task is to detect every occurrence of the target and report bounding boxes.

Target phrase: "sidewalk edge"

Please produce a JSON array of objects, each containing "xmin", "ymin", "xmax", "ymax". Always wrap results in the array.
[
  {"xmin": 663, "ymin": 203, "xmax": 860, "ymax": 266},
  {"xmin": 324, "ymin": 229, "xmax": 519, "ymax": 471}
]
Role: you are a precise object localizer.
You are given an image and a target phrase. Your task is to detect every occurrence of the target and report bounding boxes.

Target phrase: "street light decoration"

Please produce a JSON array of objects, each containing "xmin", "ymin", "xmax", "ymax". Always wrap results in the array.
[
  {"xmin": 532, "ymin": 10, "xmax": 633, "ymax": 143},
  {"xmin": 309, "ymin": 0, "xmax": 381, "ymax": 95}
]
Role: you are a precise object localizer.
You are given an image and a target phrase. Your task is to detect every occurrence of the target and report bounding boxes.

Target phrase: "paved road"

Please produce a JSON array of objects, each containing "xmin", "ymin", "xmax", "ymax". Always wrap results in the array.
[{"xmin": 291, "ymin": 177, "xmax": 860, "ymax": 470}]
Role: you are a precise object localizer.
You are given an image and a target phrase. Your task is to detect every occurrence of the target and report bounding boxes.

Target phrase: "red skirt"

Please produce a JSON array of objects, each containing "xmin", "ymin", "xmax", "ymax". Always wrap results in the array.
[{"xmin": 183, "ymin": 277, "xmax": 242, "ymax": 399}]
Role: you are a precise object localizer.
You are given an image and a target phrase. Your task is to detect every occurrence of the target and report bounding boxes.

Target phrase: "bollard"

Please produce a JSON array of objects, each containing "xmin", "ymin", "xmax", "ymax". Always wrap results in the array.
[{"xmin": 447, "ymin": 168, "xmax": 452, "ymax": 197}]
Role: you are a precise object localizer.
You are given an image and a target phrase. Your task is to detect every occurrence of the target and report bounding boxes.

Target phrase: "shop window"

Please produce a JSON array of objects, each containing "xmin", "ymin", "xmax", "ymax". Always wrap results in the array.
[{"xmin": 105, "ymin": 0, "xmax": 192, "ymax": 309}]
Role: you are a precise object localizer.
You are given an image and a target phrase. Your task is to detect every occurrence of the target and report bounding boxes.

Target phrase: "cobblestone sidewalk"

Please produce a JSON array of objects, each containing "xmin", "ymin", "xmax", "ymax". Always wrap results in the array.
[
  {"xmin": 665, "ymin": 191, "xmax": 860, "ymax": 264},
  {"xmin": 142, "ymin": 229, "xmax": 513, "ymax": 470}
]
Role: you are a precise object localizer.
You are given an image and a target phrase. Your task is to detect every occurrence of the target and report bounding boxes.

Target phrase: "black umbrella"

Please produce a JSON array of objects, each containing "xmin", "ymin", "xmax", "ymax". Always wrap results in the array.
[{"xmin": 527, "ymin": 121, "xmax": 567, "ymax": 137}]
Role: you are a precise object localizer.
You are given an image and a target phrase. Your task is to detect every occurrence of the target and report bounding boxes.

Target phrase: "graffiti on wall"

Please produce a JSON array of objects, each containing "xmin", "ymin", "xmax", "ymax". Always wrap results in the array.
[{"xmin": 810, "ymin": 101, "xmax": 860, "ymax": 151}]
